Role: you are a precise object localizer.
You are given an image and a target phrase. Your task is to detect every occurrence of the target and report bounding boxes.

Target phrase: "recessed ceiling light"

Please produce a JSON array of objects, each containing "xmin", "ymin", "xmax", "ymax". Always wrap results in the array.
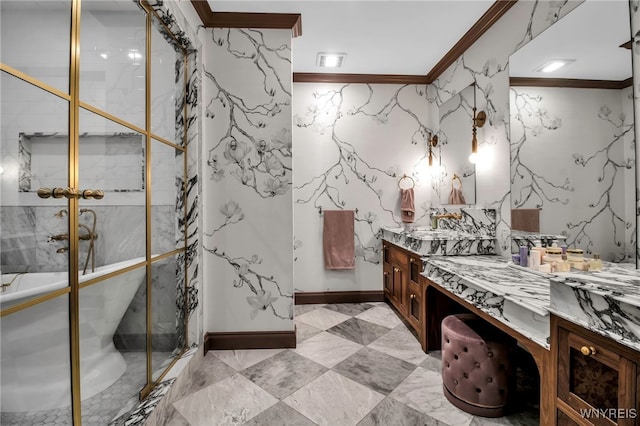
[
  {"xmin": 536, "ymin": 59, "xmax": 574, "ymax": 73},
  {"xmin": 317, "ymin": 52, "xmax": 346, "ymax": 68}
]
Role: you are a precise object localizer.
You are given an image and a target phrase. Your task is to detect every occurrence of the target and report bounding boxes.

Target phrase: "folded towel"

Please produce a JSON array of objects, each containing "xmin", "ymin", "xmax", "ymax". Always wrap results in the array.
[
  {"xmin": 400, "ymin": 188, "xmax": 415, "ymax": 223},
  {"xmin": 323, "ymin": 210, "xmax": 355, "ymax": 270},
  {"xmin": 511, "ymin": 208, "xmax": 540, "ymax": 232},
  {"xmin": 448, "ymin": 187, "xmax": 466, "ymax": 204}
]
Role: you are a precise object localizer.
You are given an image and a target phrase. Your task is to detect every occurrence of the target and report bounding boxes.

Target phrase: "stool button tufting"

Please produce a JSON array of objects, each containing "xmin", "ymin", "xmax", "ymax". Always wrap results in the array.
[
  {"xmin": 454, "ymin": 379, "xmax": 458, "ymax": 385},
  {"xmin": 476, "ymin": 388, "xmax": 481, "ymax": 393},
  {"xmin": 487, "ymin": 377, "xmax": 493, "ymax": 383},
  {"xmin": 454, "ymin": 354, "xmax": 458, "ymax": 360},
  {"xmin": 474, "ymin": 362, "xmax": 480, "ymax": 368},
  {"xmin": 463, "ymin": 347, "xmax": 468, "ymax": 352},
  {"xmin": 487, "ymin": 352, "xmax": 493, "ymax": 358},
  {"xmin": 463, "ymin": 373, "xmax": 469, "ymax": 379}
]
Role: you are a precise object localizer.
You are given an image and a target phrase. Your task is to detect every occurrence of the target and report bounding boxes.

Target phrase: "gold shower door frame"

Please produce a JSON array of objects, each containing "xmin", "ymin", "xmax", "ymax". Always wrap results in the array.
[{"xmin": 0, "ymin": 0, "xmax": 190, "ymax": 424}]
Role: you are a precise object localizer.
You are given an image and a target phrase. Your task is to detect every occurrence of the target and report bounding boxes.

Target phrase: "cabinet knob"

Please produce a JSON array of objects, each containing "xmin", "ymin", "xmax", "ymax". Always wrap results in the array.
[
  {"xmin": 580, "ymin": 346, "xmax": 596, "ymax": 356},
  {"xmin": 410, "ymin": 294, "xmax": 415, "ymax": 299},
  {"xmin": 393, "ymin": 267, "xmax": 400, "ymax": 272},
  {"xmin": 383, "ymin": 271, "xmax": 389, "ymax": 276},
  {"xmin": 410, "ymin": 258, "xmax": 414, "ymax": 263}
]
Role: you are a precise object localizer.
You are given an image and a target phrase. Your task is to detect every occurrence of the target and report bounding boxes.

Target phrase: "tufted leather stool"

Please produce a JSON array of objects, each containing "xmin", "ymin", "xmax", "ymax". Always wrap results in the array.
[{"xmin": 441, "ymin": 313, "xmax": 514, "ymax": 417}]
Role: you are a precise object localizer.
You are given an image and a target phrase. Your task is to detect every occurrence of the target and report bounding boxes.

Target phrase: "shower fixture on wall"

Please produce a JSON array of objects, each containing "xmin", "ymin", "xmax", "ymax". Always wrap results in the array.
[{"xmin": 470, "ymin": 82, "xmax": 486, "ymax": 164}]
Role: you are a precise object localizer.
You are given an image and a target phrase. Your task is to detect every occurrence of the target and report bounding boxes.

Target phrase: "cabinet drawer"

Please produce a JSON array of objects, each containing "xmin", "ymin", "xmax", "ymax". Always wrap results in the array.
[{"xmin": 390, "ymin": 246, "xmax": 407, "ymax": 268}]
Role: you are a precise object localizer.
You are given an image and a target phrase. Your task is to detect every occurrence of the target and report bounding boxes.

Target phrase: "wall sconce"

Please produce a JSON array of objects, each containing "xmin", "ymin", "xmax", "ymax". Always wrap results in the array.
[
  {"xmin": 428, "ymin": 133, "xmax": 438, "ymax": 167},
  {"xmin": 469, "ymin": 82, "xmax": 486, "ymax": 164}
]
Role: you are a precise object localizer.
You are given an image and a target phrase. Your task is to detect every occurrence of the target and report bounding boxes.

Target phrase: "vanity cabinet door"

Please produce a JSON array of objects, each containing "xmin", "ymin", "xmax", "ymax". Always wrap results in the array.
[
  {"xmin": 383, "ymin": 264, "xmax": 393, "ymax": 298},
  {"xmin": 406, "ymin": 280, "xmax": 423, "ymax": 338},
  {"xmin": 556, "ymin": 320, "xmax": 638, "ymax": 426},
  {"xmin": 409, "ymin": 255, "xmax": 421, "ymax": 286},
  {"xmin": 392, "ymin": 264, "xmax": 407, "ymax": 315}
]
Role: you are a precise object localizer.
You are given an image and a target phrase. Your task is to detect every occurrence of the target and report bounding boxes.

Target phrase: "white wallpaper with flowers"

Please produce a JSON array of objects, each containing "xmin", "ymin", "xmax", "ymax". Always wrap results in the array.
[{"xmin": 201, "ymin": 28, "xmax": 294, "ymax": 331}]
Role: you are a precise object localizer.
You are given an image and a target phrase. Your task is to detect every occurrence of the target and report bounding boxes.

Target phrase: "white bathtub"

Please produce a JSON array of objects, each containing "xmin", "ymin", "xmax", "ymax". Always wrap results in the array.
[{"xmin": 0, "ymin": 258, "xmax": 146, "ymax": 412}]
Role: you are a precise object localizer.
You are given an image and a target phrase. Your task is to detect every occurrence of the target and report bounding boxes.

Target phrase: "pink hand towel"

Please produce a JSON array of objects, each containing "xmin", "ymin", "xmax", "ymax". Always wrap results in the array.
[
  {"xmin": 448, "ymin": 187, "xmax": 466, "ymax": 204},
  {"xmin": 323, "ymin": 210, "xmax": 355, "ymax": 270},
  {"xmin": 400, "ymin": 188, "xmax": 415, "ymax": 223}
]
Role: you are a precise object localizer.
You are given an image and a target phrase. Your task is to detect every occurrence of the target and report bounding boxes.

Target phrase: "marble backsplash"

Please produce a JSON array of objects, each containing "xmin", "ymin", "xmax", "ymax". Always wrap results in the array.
[{"xmin": 429, "ymin": 207, "xmax": 497, "ymax": 237}]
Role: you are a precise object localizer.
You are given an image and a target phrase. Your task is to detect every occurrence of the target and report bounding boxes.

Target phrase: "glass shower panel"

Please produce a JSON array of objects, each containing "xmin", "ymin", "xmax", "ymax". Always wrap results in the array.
[
  {"xmin": 79, "ymin": 0, "xmax": 146, "ymax": 130},
  {"xmin": 151, "ymin": 253, "xmax": 183, "ymax": 382},
  {"xmin": 0, "ymin": 71, "xmax": 70, "ymax": 310},
  {"xmin": 79, "ymin": 266, "xmax": 148, "ymax": 425},
  {"xmin": 151, "ymin": 13, "xmax": 185, "ymax": 144},
  {"xmin": 0, "ymin": 294, "xmax": 72, "ymax": 424},
  {"xmin": 77, "ymin": 107, "xmax": 146, "ymax": 279},
  {"xmin": 151, "ymin": 139, "xmax": 183, "ymax": 255},
  {"xmin": 0, "ymin": 1, "xmax": 72, "ymax": 93}
]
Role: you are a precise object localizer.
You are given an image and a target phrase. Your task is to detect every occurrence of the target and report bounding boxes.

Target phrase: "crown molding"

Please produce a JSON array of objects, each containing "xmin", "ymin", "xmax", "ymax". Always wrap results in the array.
[
  {"xmin": 510, "ymin": 76, "xmax": 633, "ymax": 90},
  {"xmin": 425, "ymin": 0, "xmax": 518, "ymax": 83},
  {"xmin": 190, "ymin": 1, "xmax": 302, "ymax": 37},
  {"xmin": 293, "ymin": 73, "xmax": 430, "ymax": 84}
]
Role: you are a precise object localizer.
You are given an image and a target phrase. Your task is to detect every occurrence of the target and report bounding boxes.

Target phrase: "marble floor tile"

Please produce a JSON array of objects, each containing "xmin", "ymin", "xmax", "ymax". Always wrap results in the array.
[
  {"xmin": 293, "ymin": 331, "xmax": 363, "ymax": 368},
  {"xmin": 171, "ymin": 352, "xmax": 236, "ymax": 400},
  {"xmin": 173, "ymin": 373, "xmax": 278, "ymax": 425},
  {"xmin": 209, "ymin": 348, "xmax": 284, "ymax": 371},
  {"xmin": 326, "ymin": 317, "xmax": 392, "ymax": 346},
  {"xmin": 295, "ymin": 303, "xmax": 325, "ymax": 316},
  {"xmin": 468, "ymin": 411, "xmax": 539, "ymax": 426},
  {"xmin": 368, "ymin": 328, "xmax": 428, "ymax": 365},
  {"xmin": 355, "ymin": 305, "xmax": 403, "ymax": 328},
  {"xmin": 241, "ymin": 350, "xmax": 328, "ymax": 399},
  {"xmin": 389, "ymin": 367, "xmax": 474, "ymax": 426},
  {"xmin": 283, "ymin": 370, "xmax": 385, "ymax": 426},
  {"xmin": 295, "ymin": 319, "xmax": 323, "ymax": 343},
  {"xmin": 357, "ymin": 397, "xmax": 446, "ymax": 426},
  {"xmin": 333, "ymin": 347, "xmax": 416, "ymax": 395},
  {"xmin": 243, "ymin": 401, "xmax": 317, "ymax": 426},
  {"xmin": 323, "ymin": 303, "xmax": 374, "ymax": 316},
  {"xmin": 295, "ymin": 307, "xmax": 351, "ymax": 330},
  {"xmin": 157, "ymin": 405, "xmax": 190, "ymax": 426},
  {"xmin": 419, "ymin": 352, "xmax": 443, "ymax": 373}
]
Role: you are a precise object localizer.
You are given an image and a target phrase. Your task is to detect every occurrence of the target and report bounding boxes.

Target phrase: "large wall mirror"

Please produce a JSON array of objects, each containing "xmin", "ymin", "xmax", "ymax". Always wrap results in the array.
[
  {"xmin": 437, "ymin": 83, "xmax": 478, "ymax": 205},
  {"xmin": 509, "ymin": 0, "xmax": 635, "ymax": 263}
]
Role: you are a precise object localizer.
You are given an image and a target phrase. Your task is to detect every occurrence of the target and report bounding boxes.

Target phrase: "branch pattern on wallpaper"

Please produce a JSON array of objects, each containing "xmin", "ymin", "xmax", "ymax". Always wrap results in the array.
[
  {"xmin": 204, "ymin": 28, "xmax": 292, "ymax": 198},
  {"xmin": 294, "ymin": 84, "xmax": 431, "ymax": 264},
  {"xmin": 204, "ymin": 201, "xmax": 293, "ymax": 320},
  {"xmin": 511, "ymin": 89, "xmax": 635, "ymax": 261}
]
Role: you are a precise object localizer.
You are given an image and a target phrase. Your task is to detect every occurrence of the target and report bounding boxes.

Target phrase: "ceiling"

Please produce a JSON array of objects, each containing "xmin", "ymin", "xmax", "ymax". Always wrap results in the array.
[
  {"xmin": 209, "ymin": 0, "xmax": 632, "ymax": 81},
  {"xmin": 209, "ymin": 1, "xmax": 494, "ymax": 75},
  {"xmin": 509, "ymin": 0, "xmax": 631, "ymax": 81}
]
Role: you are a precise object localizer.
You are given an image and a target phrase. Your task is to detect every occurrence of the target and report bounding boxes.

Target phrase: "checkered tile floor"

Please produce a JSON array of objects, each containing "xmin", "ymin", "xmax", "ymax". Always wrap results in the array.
[{"xmin": 155, "ymin": 303, "xmax": 540, "ymax": 426}]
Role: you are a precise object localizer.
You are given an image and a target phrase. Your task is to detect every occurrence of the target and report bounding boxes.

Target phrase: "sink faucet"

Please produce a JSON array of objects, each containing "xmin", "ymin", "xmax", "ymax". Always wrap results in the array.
[{"xmin": 431, "ymin": 212, "xmax": 462, "ymax": 229}]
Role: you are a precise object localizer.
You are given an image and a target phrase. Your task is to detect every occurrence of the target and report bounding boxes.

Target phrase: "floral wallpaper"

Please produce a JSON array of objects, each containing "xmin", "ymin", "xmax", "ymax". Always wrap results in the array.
[
  {"xmin": 202, "ymin": 27, "xmax": 293, "ymax": 330},
  {"xmin": 510, "ymin": 86, "xmax": 635, "ymax": 262},
  {"xmin": 293, "ymin": 83, "xmax": 432, "ymax": 292}
]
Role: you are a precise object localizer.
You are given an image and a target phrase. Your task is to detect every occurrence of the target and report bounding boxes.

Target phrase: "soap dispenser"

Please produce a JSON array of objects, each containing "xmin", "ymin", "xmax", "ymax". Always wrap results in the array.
[{"xmin": 588, "ymin": 254, "xmax": 603, "ymax": 271}]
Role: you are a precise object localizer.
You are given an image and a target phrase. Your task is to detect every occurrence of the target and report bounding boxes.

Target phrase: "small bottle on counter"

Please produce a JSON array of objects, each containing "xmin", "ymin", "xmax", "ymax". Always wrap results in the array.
[
  {"xmin": 543, "ymin": 247, "xmax": 562, "ymax": 264},
  {"xmin": 555, "ymin": 254, "xmax": 571, "ymax": 272},
  {"xmin": 529, "ymin": 249, "xmax": 541, "ymax": 270},
  {"xmin": 587, "ymin": 254, "xmax": 603, "ymax": 271},
  {"xmin": 519, "ymin": 246, "xmax": 528, "ymax": 267}
]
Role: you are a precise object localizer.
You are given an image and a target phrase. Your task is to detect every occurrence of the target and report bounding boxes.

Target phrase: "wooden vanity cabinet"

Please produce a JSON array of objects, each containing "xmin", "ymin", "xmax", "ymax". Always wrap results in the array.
[
  {"xmin": 382, "ymin": 241, "xmax": 425, "ymax": 340},
  {"xmin": 552, "ymin": 315, "xmax": 640, "ymax": 426}
]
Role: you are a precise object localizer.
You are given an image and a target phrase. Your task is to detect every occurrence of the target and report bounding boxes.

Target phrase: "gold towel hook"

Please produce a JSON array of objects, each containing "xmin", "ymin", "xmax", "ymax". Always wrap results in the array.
[{"xmin": 398, "ymin": 174, "xmax": 415, "ymax": 190}]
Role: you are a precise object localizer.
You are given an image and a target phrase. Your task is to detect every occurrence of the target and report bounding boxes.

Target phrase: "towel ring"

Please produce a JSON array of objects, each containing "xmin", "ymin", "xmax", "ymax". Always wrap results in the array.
[
  {"xmin": 398, "ymin": 174, "xmax": 415, "ymax": 190},
  {"xmin": 452, "ymin": 174, "xmax": 462, "ymax": 190}
]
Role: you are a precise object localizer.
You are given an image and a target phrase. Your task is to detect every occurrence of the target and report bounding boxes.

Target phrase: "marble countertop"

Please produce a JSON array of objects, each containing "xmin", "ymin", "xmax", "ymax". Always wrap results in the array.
[
  {"xmin": 382, "ymin": 226, "xmax": 493, "ymax": 241},
  {"xmin": 511, "ymin": 231, "xmax": 567, "ymax": 241},
  {"xmin": 423, "ymin": 254, "xmax": 640, "ymax": 353},
  {"xmin": 424, "ymin": 255, "xmax": 551, "ymax": 348}
]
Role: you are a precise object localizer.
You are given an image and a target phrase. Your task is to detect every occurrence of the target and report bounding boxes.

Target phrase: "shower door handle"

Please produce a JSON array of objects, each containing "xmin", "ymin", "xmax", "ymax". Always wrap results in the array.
[
  {"xmin": 37, "ymin": 187, "xmax": 79, "ymax": 199},
  {"xmin": 81, "ymin": 189, "xmax": 104, "ymax": 200}
]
